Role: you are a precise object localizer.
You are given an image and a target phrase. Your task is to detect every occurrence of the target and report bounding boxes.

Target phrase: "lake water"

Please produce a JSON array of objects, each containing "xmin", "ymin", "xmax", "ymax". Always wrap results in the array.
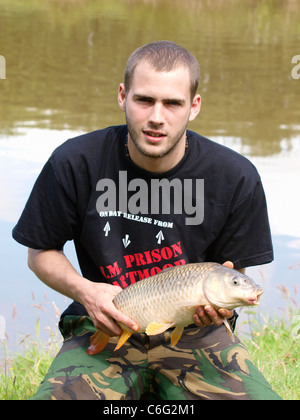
[{"xmin": 0, "ymin": 0, "xmax": 300, "ymax": 350}]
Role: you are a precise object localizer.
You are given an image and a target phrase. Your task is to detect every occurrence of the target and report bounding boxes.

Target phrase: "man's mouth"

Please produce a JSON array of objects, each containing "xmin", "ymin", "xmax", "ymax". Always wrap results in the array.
[{"xmin": 143, "ymin": 130, "xmax": 166, "ymax": 139}]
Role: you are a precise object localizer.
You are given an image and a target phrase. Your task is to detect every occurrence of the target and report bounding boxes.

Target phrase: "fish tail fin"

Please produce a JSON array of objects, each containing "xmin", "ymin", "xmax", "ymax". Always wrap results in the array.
[
  {"xmin": 170, "ymin": 326, "xmax": 184, "ymax": 347},
  {"xmin": 223, "ymin": 318, "xmax": 235, "ymax": 342},
  {"xmin": 114, "ymin": 329, "xmax": 133, "ymax": 351},
  {"xmin": 86, "ymin": 330, "xmax": 110, "ymax": 355}
]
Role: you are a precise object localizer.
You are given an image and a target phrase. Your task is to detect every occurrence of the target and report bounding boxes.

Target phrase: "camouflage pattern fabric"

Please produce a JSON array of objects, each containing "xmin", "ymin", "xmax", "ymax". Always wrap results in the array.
[{"xmin": 31, "ymin": 315, "xmax": 281, "ymax": 400}]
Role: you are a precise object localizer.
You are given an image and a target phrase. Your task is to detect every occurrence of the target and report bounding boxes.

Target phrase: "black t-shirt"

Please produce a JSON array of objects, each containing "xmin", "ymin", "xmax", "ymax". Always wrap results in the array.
[{"xmin": 12, "ymin": 125, "xmax": 273, "ymax": 317}]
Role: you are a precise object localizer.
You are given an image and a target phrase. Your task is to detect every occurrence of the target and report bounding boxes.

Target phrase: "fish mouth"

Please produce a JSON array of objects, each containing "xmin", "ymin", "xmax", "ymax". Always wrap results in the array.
[{"xmin": 246, "ymin": 289, "xmax": 264, "ymax": 305}]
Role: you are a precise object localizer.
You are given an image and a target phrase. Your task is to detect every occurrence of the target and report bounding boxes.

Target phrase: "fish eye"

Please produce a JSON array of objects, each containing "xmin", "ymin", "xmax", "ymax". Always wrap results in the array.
[{"xmin": 232, "ymin": 277, "xmax": 240, "ymax": 286}]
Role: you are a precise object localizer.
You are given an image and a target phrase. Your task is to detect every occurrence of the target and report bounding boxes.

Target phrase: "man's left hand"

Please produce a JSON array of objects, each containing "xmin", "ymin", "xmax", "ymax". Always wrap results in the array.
[{"xmin": 193, "ymin": 306, "xmax": 234, "ymax": 328}]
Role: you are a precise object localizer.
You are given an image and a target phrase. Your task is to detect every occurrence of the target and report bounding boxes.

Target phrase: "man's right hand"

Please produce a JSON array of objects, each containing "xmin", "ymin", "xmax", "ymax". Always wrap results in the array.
[{"xmin": 80, "ymin": 282, "xmax": 139, "ymax": 337}]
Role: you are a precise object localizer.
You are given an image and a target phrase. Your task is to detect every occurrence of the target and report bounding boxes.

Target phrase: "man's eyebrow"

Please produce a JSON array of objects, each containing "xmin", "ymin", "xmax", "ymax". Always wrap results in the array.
[{"xmin": 132, "ymin": 94, "xmax": 154, "ymax": 101}]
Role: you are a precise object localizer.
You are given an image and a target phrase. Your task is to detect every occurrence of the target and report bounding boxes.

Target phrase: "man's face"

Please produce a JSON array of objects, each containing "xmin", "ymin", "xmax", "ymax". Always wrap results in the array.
[{"xmin": 118, "ymin": 61, "xmax": 201, "ymax": 172}]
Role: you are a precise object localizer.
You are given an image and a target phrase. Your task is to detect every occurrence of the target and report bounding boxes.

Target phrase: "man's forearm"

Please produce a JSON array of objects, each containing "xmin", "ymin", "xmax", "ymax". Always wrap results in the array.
[
  {"xmin": 27, "ymin": 248, "xmax": 139, "ymax": 336},
  {"xmin": 27, "ymin": 248, "xmax": 91, "ymax": 304}
]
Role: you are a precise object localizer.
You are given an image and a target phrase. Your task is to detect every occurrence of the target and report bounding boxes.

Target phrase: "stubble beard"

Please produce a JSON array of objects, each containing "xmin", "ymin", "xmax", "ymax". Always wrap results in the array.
[{"xmin": 126, "ymin": 115, "xmax": 189, "ymax": 160}]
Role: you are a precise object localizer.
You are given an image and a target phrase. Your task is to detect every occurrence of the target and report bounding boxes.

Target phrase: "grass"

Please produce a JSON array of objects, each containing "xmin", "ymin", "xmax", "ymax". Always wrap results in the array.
[
  {"xmin": 241, "ymin": 309, "xmax": 300, "ymax": 400},
  {"xmin": 0, "ymin": 325, "xmax": 60, "ymax": 400},
  {"xmin": 0, "ymin": 288, "xmax": 299, "ymax": 400},
  {"xmin": 0, "ymin": 300, "xmax": 61, "ymax": 400}
]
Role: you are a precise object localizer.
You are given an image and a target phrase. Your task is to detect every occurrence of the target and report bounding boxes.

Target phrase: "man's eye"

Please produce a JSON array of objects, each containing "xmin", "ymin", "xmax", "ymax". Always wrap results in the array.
[
  {"xmin": 166, "ymin": 100, "xmax": 182, "ymax": 106},
  {"xmin": 138, "ymin": 98, "xmax": 152, "ymax": 103}
]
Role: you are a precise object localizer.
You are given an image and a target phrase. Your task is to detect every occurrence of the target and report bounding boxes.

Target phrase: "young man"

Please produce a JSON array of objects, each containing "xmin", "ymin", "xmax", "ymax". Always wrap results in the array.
[{"xmin": 12, "ymin": 41, "xmax": 280, "ymax": 400}]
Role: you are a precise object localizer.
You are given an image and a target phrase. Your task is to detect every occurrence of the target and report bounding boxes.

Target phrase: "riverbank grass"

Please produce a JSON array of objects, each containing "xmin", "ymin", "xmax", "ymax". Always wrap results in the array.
[
  {"xmin": 0, "ymin": 318, "xmax": 60, "ymax": 400},
  {"xmin": 242, "ymin": 310, "xmax": 300, "ymax": 400}
]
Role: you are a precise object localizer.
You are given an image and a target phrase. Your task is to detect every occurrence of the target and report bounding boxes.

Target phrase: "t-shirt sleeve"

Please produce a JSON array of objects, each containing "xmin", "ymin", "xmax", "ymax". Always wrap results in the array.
[
  {"xmin": 207, "ymin": 176, "xmax": 274, "ymax": 270},
  {"xmin": 12, "ymin": 158, "xmax": 78, "ymax": 250}
]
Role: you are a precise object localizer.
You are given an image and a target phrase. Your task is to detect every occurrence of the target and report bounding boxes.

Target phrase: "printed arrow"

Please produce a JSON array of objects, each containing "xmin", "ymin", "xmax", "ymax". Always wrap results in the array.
[
  {"xmin": 122, "ymin": 234, "xmax": 131, "ymax": 248},
  {"xmin": 103, "ymin": 221, "xmax": 111, "ymax": 237},
  {"xmin": 156, "ymin": 230, "xmax": 164, "ymax": 245}
]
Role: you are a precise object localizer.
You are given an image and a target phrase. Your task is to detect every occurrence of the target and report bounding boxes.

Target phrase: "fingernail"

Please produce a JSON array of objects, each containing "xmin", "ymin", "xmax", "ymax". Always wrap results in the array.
[{"xmin": 205, "ymin": 306, "xmax": 213, "ymax": 314}]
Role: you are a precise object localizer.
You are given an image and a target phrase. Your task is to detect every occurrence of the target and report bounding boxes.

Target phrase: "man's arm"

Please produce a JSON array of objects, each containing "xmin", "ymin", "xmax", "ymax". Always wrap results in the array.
[{"xmin": 27, "ymin": 248, "xmax": 139, "ymax": 336}]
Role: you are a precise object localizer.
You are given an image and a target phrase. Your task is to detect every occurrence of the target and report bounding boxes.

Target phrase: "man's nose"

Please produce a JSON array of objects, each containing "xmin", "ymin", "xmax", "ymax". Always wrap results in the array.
[{"xmin": 149, "ymin": 103, "xmax": 164, "ymax": 125}]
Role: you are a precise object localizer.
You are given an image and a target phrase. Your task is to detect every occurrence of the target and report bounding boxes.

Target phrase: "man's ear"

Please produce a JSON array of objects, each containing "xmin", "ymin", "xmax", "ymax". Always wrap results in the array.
[
  {"xmin": 189, "ymin": 94, "xmax": 201, "ymax": 122},
  {"xmin": 118, "ymin": 83, "xmax": 126, "ymax": 112}
]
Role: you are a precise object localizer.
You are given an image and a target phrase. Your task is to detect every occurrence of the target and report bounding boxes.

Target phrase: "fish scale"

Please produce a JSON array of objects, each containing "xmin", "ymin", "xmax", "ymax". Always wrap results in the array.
[
  {"xmin": 113, "ymin": 263, "xmax": 218, "ymax": 329},
  {"xmin": 86, "ymin": 262, "xmax": 263, "ymax": 355}
]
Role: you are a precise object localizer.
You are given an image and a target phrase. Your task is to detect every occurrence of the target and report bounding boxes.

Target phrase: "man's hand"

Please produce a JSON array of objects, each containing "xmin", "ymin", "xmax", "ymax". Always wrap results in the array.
[
  {"xmin": 193, "ymin": 261, "xmax": 235, "ymax": 328},
  {"xmin": 81, "ymin": 282, "xmax": 139, "ymax": 337},
  {"xmin": 193, "ymin": 306, "xmax": 234, "ymax": 328}
]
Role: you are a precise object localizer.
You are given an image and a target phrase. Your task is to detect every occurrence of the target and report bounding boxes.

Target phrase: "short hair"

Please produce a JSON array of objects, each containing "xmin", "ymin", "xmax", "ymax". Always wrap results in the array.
[{"xmin": 124, "ymin": 41, "xmax": 200, "ymax": 100}]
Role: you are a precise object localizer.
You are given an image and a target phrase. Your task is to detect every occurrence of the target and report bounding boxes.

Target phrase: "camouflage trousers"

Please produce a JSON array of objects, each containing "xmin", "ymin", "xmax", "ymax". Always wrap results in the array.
[{"xmin": 31, "ymin": 315, "xmax": 281, "ymax": 400}]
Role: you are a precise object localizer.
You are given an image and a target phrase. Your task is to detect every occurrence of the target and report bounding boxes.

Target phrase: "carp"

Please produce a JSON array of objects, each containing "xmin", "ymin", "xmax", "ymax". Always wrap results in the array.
[{"xmin": 86, "ymin": 262, "xmax": 263, "ymax": 355}]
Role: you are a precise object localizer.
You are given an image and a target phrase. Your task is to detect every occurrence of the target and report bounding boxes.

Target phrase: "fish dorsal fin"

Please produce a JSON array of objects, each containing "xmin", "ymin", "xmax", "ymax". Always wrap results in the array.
[
  {"xmin": 86, "ymin": 330, "xmax": 110, "ymax": 355},
  {"xmin": 146, "ymin": 321, "xmax": 174, "ymax": 336},
  {"xmin": 114, "ymin": 329, "xmax": 133, "ymax": 351},
  {"xmin": 170, "ymin": 326, "xmax": 184, "ymax": 347}
]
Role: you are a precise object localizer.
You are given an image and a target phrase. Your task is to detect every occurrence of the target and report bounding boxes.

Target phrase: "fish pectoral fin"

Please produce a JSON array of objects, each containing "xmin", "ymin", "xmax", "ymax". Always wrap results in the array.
[
  {"xmin": 146, "ymin": 321, "xmax": 174, "ymax": 336},
  {"xmin": 114, "ymin": 329, "xmax": 133, "ymax": 351},
  {"xmin": 86, "ymin": 330, "xmax": 110, "ymax": 355},
  {"xmin": 223, "ymin": 318, "xmax": 235, "ymax": 342},
  {"xmin": 170, "ymin": 326, "xmax": 184, "ymax": 347}
]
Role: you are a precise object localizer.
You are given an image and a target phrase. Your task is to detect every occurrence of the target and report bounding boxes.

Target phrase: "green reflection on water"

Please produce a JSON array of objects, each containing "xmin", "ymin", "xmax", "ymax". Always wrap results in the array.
[{"xmin": 0, "ymin": 0, "xmax": 300, "ymax": 156}]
